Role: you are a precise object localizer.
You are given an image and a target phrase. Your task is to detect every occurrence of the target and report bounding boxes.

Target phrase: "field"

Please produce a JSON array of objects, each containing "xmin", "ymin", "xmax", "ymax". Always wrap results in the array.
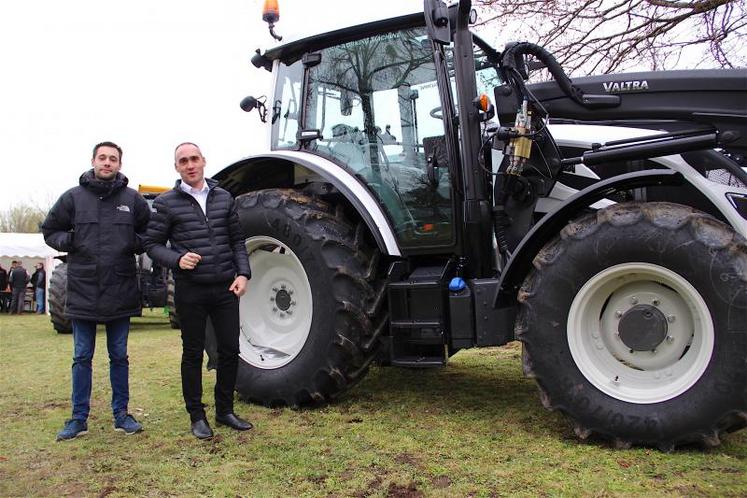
[{"xmin": 0, "ymin": 311, "xmax": 745, "ymax": 497}]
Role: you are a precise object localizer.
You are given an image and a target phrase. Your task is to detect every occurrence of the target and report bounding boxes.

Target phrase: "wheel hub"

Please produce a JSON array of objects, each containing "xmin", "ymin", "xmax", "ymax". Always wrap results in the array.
[
  {"xmin": 274, "ymin": 288, "xmax": 292, "ymax": 311},
  {"xmin": 238, "ymin": 236, "xmax": 313, "ymax": 370},
  {"xmin": 618, "ymin": 304, "xmax": 668, "ymax": 351},
  {"xmin": 568, "ymin": 263, "xmax": 714, "ymax": 404}
]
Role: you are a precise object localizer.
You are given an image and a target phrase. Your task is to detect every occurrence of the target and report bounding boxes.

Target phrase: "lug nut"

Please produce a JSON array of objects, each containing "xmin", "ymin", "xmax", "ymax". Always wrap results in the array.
[
  {"xmin": 270, "ymin": 297, "xmax": 275, "ymax": 301},
  {"xmin": 667, "ymin": 315, "xmax": 676, "ymax": 323},
  {"xmin": 630, "ymin": 296, "xmax": 638, "ymax": 305},
  {"xmin": 652, "ymin": 299, "xmax": 660, "ymax": 306},
  {"xmin": 272, "ymin": 307, "xmax": 278, "ymax": 312},
  {"xmin": 666, "ymin": 335, "xmax": 674, "ymax": 343},
  {"xmin": 272, "ymin": 287, "xmax": 278, "ymax": 292},
  {"xmin": 615, "ymin": 310, "xmax": 623, "ymax": 318}
]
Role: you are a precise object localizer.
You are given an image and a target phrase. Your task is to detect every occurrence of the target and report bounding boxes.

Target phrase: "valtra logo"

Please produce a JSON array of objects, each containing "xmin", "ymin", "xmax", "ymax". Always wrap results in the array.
[{"xmin": 602, "ymin": 80, "xmax": 649, "ymax": 93}]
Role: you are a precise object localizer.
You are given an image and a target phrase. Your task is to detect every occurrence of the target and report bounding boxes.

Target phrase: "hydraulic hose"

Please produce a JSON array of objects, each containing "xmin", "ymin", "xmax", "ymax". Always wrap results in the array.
[{"xmin": 501, "ymin": 42, "xmax": 585, "ymax": 107}]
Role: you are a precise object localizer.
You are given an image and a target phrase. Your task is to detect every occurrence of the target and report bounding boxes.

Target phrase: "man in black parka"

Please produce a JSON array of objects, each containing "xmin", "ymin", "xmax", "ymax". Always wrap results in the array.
[
  {"xmin": 42, "ymin": 141, "xmax": 150, "ymax": 441},
  {"xmin": 144, "ymin": 142, "xmax": 252, "ymax": 439}
]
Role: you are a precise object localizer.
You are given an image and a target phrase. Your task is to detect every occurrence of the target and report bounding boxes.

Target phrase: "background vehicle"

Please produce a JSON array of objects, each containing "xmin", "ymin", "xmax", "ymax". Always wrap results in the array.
[
  {"xmin": 213, "ymin": 0, "xmax": 744, "ymax": 449},
  {"xmin": 48, "ymin": 186, "xmax": 171, "ymax": 333}
]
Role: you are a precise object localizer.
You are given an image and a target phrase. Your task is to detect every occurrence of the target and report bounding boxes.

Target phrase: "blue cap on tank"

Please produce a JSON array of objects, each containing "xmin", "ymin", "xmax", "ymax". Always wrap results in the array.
[{"xmin": 448, "ymin": 277, "xmax": 466, "ymax": 292}]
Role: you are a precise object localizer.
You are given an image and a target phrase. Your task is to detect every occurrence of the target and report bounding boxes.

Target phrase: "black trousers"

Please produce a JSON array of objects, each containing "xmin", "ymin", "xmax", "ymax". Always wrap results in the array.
[{"xmin": 174, "ymin": 279, "xmax": 240, "ymax": 422}]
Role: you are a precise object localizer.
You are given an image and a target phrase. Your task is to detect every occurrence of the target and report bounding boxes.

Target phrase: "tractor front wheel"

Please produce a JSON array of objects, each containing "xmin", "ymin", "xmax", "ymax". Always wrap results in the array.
[{"xmin": 517, "ymin": 202, "xmax": 747, "ymax": 450}]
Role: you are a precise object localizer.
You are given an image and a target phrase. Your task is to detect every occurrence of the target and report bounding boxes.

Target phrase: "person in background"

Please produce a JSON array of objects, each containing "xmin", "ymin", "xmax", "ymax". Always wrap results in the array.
[
  {"xmin": 31, "ymin": 262, "xmax": 46, "ymax": 314},
  {"xmin": 0, "ymin": 264, "xmax": 8, "ymax": 312},
  {"xmin": 381, "ymin": 124, "xmax": 397, "ymax": 144},
  {"xmin": 8, "ymin": 260, "xmax": 29, "ymax": 314},
  {"xmin": 144, "ymin": 142, "xmax": 253, "ymax": 440},
  {"xmin": 42, "ymin": 141, "xmax": 151, "ymax": 441}
]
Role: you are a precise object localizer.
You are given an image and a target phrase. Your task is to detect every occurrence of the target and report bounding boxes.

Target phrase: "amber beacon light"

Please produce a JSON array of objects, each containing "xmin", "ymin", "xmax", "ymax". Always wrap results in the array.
[{"xmin": 262, "ymin": 0, "xmax": 283, "ymax": 40}]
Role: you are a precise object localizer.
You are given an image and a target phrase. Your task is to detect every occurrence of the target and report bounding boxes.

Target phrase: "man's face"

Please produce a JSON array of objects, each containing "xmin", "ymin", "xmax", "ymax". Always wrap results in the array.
[
  {"xmin": 91, "ymin": 146, "xmax": 122, "ymax": 181},
  {"xmin": 175, "ymin": 144, "xmax": 206, "ymax": 187}
]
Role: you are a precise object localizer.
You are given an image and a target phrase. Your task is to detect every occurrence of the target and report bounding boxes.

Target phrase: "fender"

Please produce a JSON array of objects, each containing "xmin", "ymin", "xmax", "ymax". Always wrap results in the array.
[
  {"xmin": 493, "ymin": 170, "xmax": 684, "ymax": 309},
  {"xmin": 213, "ymin": 150, "xmax": 401, "ymax": 256}
]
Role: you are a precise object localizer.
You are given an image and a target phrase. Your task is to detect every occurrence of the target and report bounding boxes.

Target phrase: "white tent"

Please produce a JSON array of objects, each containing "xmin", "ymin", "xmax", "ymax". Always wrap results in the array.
[{"xmin": 0, "ymin": 232, "xmax": 63, "ymax": 313}]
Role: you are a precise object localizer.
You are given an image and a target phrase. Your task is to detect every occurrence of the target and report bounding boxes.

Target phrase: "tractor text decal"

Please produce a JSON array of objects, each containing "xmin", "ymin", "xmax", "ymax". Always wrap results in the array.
[{"xmin": 602, "ymin": 80, "xmax": 649, "ymax": 93}]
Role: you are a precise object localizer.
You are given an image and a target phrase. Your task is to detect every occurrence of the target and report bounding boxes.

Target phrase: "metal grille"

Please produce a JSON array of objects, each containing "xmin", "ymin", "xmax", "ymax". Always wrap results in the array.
[{"xmin": 706, "ymin": 169, "xmax": 747, "ymax": 188}]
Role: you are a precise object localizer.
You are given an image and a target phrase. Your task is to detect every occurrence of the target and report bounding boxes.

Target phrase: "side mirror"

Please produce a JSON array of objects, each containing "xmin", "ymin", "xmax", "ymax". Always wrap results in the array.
[{"xmin": 240, "ymin": 96, "xmax": 268, "ymax": 122}]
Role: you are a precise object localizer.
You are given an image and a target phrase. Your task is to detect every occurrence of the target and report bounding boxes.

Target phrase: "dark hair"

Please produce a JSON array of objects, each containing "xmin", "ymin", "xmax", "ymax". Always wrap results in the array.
[{"xmin": 92, "ymin": 141, "xmax": 123, "ymax": 161}]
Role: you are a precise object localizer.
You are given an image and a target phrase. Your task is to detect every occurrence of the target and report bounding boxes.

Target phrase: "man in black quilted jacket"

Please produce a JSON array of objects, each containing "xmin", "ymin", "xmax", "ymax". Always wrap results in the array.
[{"xmin": 144, "ymin": 142, "xmax": 252, "ymax": 439}]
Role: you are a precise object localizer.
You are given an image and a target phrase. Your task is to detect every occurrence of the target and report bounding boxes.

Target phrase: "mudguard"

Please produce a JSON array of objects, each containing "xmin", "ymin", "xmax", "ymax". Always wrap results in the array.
[
  {"xmin": 213, "ymin": 150, "xmax": 401, "ymax": 256},
  {"xmin": 494, "ymin": 170, "xmax": 684, "ymax": 309}
]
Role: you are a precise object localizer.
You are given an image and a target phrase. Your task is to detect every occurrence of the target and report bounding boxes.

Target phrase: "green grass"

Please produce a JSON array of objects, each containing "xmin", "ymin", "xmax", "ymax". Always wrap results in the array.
[{"xmin": 1, "ymin": 311, "xmax": 745, "ymax": 497}]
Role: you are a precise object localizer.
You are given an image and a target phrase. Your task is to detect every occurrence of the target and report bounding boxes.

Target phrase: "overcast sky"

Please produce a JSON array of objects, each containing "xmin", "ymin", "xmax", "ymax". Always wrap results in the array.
[{"xmin": 0, "ymin": 0, "xmax": 422, "ymax": 209}]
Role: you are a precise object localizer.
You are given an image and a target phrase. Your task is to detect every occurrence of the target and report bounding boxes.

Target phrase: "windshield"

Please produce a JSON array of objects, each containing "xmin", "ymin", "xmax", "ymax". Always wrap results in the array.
[{"xmin": 274, "ymin": 26, "xmax": 455, "ymax": 249}]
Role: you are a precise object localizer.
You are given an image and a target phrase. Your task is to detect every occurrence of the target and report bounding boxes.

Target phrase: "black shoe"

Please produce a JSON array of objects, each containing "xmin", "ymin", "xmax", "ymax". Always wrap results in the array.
[
  {"xmin": 215, "ymin": 412, "xmax": 253, "ymax": 431},
  {"xmin": 190, "ymin": 418, "xmax": 214, "ymax": 439}
]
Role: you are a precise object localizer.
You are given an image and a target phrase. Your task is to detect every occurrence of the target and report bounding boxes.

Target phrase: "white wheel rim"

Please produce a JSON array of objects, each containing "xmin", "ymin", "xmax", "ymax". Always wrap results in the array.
[
  {"xmin": 238, "ymin": 236, "xmax": 313, "ymax": 369},
  {"xmin": 568, "ymin": 262, "xmax": 714, "ymax": 404}
]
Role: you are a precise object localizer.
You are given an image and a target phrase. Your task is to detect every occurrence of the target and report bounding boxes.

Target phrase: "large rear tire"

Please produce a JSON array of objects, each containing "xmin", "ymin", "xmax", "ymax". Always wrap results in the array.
[
  {"xmin": 48, "ymin": 263, "xmax": 72, "ymax": 334},
  {"xmin": 232, "ymin": 189, "xmax": 385, "ymax": 406},
  {"xmin": 517, "ymin": 202, "xmax": 747, "ymax": 450}
]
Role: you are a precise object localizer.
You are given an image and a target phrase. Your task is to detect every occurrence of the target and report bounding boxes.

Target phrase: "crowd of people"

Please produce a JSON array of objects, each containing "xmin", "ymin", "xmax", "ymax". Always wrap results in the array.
[{"xmin": 0, "ymin": 260, "xmax": 45, "ymax": 314}]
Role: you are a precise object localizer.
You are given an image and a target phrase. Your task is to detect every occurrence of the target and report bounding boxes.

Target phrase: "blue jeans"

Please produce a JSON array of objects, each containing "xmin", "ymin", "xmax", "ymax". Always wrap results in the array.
[
  {"xmin": 71, "ymin": 317, "xmax": 130, "ymax": 421},
  {"xmin": 35, "ymin": 288, "xmax": 45, "ymax": 313}
]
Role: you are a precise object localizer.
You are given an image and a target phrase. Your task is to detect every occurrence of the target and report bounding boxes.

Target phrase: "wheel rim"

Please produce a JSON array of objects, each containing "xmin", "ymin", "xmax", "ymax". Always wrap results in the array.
[
  {"xmin": 567, "ymin": 262, "xmax": 714, "ymax": 404},
  {"xmin": 238, "ymin": 236, "xmax": 313, "ymax": 369}
]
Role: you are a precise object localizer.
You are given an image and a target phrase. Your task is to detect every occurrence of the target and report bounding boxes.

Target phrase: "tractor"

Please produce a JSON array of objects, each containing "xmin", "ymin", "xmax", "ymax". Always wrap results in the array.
[{"xmin": 205, "ymin": 0, "xmax": 747, "ymax": 450}]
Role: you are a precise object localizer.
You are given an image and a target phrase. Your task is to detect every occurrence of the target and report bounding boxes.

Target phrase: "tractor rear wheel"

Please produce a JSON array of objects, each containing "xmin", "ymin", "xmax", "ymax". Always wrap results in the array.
[
  {"xmin": 231, "ymin": 189, "xmax": 385, "ymax": 406},
  {"xmin": 517, "ymin": 202, "xmax": 747, "ymax": 450},
  {"xmin": 48, "ymin": 263, "xmax": 72, "ymax": 334}
]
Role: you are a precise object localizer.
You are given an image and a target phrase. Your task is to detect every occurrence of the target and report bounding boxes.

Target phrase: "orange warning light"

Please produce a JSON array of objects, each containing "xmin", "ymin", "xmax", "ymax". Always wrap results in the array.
[{"xmin": 263, "ymin": 0, "xmax": 280, "ymax": 24}]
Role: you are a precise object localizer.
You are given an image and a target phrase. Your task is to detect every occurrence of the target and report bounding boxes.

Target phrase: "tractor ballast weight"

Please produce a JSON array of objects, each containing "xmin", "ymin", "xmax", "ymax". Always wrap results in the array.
[{"xmin": 210, "ymin": 0, "xmax": 746, "ymax": 450}]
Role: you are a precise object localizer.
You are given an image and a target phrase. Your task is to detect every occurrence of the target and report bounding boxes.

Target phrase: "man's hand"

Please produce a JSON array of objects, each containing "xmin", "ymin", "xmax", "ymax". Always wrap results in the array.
[
  {"xmin": 229, "ymin": 275, "xmax": 248, "ymax": 297},
  {"xmin": 179, "ymin": 252, "xmax": 202, "ymax": 270}
]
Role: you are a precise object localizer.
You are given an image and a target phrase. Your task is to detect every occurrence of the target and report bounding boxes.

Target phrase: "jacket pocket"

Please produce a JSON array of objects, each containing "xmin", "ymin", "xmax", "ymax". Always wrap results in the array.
[
  {"xmin": 72, "ymin": 210, "xmax": 99, "ymax": 256},
  {"xmin": 66, "ymin": 263, "xmax": 98, "ymax": 313},
  {"xmin": 113, "ymin": 211, "xmax": 135, "ymax": 253}
]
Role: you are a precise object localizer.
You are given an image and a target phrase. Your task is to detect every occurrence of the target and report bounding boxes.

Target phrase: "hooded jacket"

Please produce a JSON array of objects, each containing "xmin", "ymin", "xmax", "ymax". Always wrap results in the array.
[
  {"xmin": 42, "ymin": 170, "xmax": 150, "ymax": 321},
  {"xmin": 143, "ymin": 178, "xmax": 250, "ymax": 283}
]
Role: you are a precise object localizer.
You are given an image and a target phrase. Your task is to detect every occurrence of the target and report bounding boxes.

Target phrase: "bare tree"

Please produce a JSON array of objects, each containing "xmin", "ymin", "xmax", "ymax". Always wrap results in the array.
[
  {"xmin": 475, "ymin": 0, "xmax": 746, "ymax": 74},
  {"xmin": 0, "ymin": 202, "xmax": 48, "ymax": 233}
]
